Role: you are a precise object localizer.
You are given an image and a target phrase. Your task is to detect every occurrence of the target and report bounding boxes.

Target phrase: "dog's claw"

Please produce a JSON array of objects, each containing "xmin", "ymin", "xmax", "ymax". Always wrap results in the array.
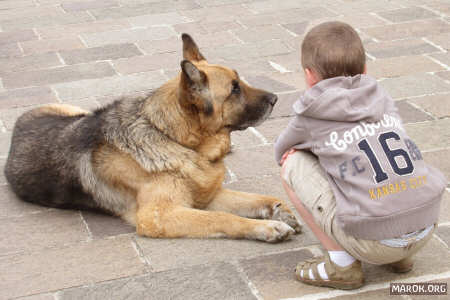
[
  {"xmin": 272, "ymin": 203, "xmax": 302, "ymax": 234},
  {"xmin": 256, "ymin": 220, "xmax": 295, "ymax": 243}
]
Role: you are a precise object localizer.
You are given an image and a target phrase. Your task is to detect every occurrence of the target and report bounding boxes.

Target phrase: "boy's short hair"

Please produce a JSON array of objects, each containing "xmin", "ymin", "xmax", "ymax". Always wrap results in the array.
[{"xmin": 301, "ymin": 21, "xmax": 366, "ymax": 80}]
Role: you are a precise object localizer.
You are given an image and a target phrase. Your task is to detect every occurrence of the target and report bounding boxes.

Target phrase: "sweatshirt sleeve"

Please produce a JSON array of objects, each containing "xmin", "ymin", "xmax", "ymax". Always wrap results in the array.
[{"xmin": 274, "ymin": 115, "xmax": 309, "ymax": 165}]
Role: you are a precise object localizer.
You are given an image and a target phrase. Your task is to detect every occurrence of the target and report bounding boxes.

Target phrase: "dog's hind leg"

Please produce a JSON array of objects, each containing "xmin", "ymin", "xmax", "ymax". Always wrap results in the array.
[
  {"xmin": 135, "ymin": 184, "xmax": 295, "ymax": 243},
  {"xmin": 206, "ymin": 188, "xmax": 302, "ymax": 233}
]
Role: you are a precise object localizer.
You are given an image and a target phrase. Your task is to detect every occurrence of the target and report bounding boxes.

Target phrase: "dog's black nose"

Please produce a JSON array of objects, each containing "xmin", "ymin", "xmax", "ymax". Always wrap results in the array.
[{"xmin": 266, "ymin": 93, "xmax": 278, "ymax": 106}]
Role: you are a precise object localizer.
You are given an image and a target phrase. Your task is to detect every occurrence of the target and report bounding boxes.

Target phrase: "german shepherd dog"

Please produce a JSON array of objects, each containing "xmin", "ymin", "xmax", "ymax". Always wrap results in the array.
[{"xmin": 5, "ymin": 34, "xmax": 301, "ymax": 243}]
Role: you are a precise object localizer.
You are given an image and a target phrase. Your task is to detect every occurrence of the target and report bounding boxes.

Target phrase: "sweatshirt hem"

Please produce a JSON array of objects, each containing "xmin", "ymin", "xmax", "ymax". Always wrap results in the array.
[{"xmin": 337, "ymin": 195, "xmax": 442, "ymax": 240}]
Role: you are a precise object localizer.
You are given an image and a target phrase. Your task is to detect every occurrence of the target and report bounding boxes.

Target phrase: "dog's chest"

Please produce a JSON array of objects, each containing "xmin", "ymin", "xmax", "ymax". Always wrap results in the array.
[{"xmin": 188, "ymin": 160, "xmax": 226, "ymax": 208}]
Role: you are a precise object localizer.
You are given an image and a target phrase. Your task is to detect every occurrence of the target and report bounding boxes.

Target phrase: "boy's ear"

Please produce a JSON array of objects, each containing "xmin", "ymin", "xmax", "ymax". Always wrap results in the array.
[
  {"xmin": 305, "ymin": 68, "xmax": 320, "ymax": 88},
  {"xmin": 182, "ymin": 33, "xmax": 206, "ymax": 62},
  {"xmin": 363, "ymin": 64, "xmax": 367, "ymax": 74}
]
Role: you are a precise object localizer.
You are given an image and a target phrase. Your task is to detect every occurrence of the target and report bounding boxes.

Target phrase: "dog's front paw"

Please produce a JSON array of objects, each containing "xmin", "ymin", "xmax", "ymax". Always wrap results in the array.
[
  {"xmin": 254, "ymin": 220, "xmax": 295, "ymax": 243},
  {"xmin": 272, "ymin": 203, "xmax": 302, "ymax": 234}
]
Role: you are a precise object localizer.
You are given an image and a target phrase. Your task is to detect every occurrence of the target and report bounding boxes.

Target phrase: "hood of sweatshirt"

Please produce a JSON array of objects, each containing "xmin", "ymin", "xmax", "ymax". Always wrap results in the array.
[{"xmin": 293, "ymin": 74, "xmax": 388, "ymax": 123}]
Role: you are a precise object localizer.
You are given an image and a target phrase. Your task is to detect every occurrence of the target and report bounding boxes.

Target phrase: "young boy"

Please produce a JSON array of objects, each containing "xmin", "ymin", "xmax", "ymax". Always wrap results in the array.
[{"xmin": 276, "ymin": 21, "xmax": 447, "ymax": 290}]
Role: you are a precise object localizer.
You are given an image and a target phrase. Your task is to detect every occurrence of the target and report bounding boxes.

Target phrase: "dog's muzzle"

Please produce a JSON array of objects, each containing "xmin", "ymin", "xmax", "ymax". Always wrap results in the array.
[{"xmin": 265, "ymin": 93, "xmax": 278, "ymax": 106}]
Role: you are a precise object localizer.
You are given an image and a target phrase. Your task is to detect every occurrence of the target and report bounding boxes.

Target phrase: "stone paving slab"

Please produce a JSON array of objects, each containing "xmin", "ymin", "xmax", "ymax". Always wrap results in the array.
[
  {"xmin": 59, "ymin": 43, "xmax": 142, "ymax": 65},
  {"xmin": 431, "ymin": 52, "xmax": 450, "ymax": 66},
  {"xmin": 0, "ymin": 11, "xmax": 94, "ymax": 31},
  {"xmin": 365, "ymin": 38, "xmax": 441, "ymax": 59},
  {"xmin": 20, "ymin": 37, "xmax": 86, "ymax": 55},
  {"xmin": 81, "ymin": 27, "xmax": 176, "ymax": 47},
  {"xmin": 327, "ymin": 289, "xmax": 393, "ymax": 300},
  {"xmin": 379, "ymin": 73, "xmax": 450, "ymax": 100},
  {"xmin": 136, "ymin": 36, "xmax": 181, "ymax": 55},
  {"xmin": 395, "ymin": 100, "xmax": 434, "ymax": 123},
  {"xmin": 436, "ymin": 70, "xmax": 450, "ymax": 81},
  {"xmin": 367, "ymin": 55, "xmax": 445, "ymax": 79},
  {"xmin": 0, "ymin": 159, "xmax": 7, "ymax": 185},
  {"xmin": 0, "ymin": 43, "xmax": 22, "ymax": 58},
  {"xmin": 438, "ymin": 191, "xmax": 450, "ymax": 223},
  {"xmin": 0, "ymin": 52, "xmax": 62, "ymax": 75},
  {"xmin": 135, "ymin": 233, "xmax": 316, "ymax": 273},
  {"xmin": 36, "ymin": 19, "xmax": 132, "ymax": 40},
  {"xmin": 0, "ymin": 0, "xmax": 448, "ymax": 299},
  {"xmin": 0, "ymin": 86, "xmax": 57, "ymax": 110},
  {"xmin": 0, "ymin": 209, "xmax": 89, "ymax": 255},
  {"xmin": 17, "ymin": 293, "xmax": 55, "ymax": 300},
  {"xmin": 2, "ymin": 61, "xmax": 116, "ymax": 89},
  {"xmin": 436, "ymin": 225, "xmax": 450, "ymax": 246},
  {"xmin": 127, "ymin": 11, "xmax": 191, "ymax": 27},
  {"xmin": 0, "ymin": 131, "xmax": 12, "ymax": 156},
  {"xmin": 203, "ymin": 40, "xmax": 292, "ymax": 61},
  {"xmin": 61, "ymin": 0, "xmax": 120, "ymax": 13},
  {"xmin": 0, "ymin": 185, "xmax": 49, "ymax": 219},
  {"xmin": 428, "ymin": 32, "xmax": 450, "ymax": 50},
  {"xmin": 0, "ymin": 29, "xmax": 37, "ymax": 45},
  {"xmin": 240, "ymin": 249, "xmax": 315, "ymax": 300},
  {"xmin": 255, "ymin": 117, "xmax": 291, "ymax": 143},
  {"xmin": 112, "ymin": 52, "xmax": 181, "ymax": 74},
  {"xmin": 376, "ymin": 6, "xmax": 439, "ymax": 23},
  {"xmin": 56, "ymin": 262, "xmax": 256, "ymax": 300},
  {"xmin": 361, "ymin": 19, "xmax": 450, "ymax": 41},
  {"xmin": 270, "ymin": 72, "xmax": 307, "ymax": 90},
  {"xmin": 225, "ymin": 146, "xmax": 280, "ymax": 179},
  {"xmin": 408, "ymin": 93, "xmax": 450, "ymax": 119},
  {"xmin": 404, "ymin": 118, "xmax": 450, "ymax": 150},
  {"xmin": 0, "ymin": 235, "xmax": 146, "ymax": 299},
  {"xmin": 326, "ymin": 0, "xmax": 402, "ymax": 15},
  {"xmin": 423, "ymin": 150, "xmax": 450, "ymax": 183},
  {"xmin": 51, "ymin": 71, "xmax": 166, "ymax": 101},
  {"xmin": 230, "ymin": 129, "xmax": 263, "ymax": 149},
  {"xmin": 240, "ymin": 7, "xmax": 337, "ymax": 28},
  {"xmin": 81, "ymin": 211, "xmax": 135, "ymax": 240},
  {"xmin": 245, "ymin": 75, "xmax": 297, "ymax": 93},
  {"xmin": 270, "ymin": 91, "xmax": 302, "ymax": 119}
]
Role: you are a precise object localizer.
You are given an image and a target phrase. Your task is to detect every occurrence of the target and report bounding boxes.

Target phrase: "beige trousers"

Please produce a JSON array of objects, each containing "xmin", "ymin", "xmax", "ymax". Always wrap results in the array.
[{"xmin": 282, "ymin": 151, "xmax": 434, "ymax": 265}]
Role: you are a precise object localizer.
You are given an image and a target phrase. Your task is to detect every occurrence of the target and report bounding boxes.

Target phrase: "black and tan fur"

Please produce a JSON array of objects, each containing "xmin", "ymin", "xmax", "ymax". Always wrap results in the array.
[{"xmin": 5, "ymin": 34, "xmax": 301, "ymax": 242}]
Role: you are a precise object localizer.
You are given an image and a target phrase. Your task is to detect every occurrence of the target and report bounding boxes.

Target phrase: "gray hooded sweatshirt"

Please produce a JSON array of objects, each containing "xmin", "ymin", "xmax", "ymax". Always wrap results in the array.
[{"xmin": 275, "ymin": 75, "xmax": 446, "ymax": 240}]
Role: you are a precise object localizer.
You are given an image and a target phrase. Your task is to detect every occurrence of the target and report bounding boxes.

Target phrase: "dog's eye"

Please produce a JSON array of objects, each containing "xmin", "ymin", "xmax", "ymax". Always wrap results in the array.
[{"xmin": 231, "ymin": 80, "xmax": 240, "ymax": 95}]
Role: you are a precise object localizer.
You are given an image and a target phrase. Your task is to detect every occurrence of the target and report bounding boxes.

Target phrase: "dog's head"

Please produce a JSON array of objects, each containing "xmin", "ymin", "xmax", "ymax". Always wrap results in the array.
[{"xmin": 178, "ymin": 34, "xmax": 277, "ymax": 133}]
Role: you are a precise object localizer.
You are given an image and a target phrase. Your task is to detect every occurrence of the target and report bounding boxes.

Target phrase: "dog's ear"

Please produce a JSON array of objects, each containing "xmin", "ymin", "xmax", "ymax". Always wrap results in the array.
[
  {"xmin": 182, "ymin": 33, "xmax": 206, "ymax": 62},
  {"xmin": 181, "ymin": 60, "xmax": 206, "ymax": 86},
  {"xmin": 180, "ymin": 60, "xmax": 213, "ymax": 115}
]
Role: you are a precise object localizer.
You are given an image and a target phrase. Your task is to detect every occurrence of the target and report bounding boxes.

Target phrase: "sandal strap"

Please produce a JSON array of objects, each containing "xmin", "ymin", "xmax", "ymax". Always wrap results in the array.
[
  {"xmin": 301, "ymin": 265, "xmax": 310, "ymax": 280},
  {"xmin": 296, "ymin": 256, "xmax": 328, "ymax": 281},
  {"xmin": 324, "ymin": 252, "xmax": 336, "ymax": 277},
  {"xmin": 310, "ymin": 261, "xmax": 322, "ymax": 280}
]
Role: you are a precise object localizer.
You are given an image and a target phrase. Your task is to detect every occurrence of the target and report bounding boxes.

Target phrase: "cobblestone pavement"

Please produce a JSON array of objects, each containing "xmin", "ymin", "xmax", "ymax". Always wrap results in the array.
[{"xmin": 0, "ymin": 0, "xmax": 449, "ymax": 299}]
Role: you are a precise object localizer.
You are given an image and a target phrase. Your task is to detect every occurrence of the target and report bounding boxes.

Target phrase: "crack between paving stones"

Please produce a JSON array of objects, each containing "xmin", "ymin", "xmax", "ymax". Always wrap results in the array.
[
  {"xmin": 131, "ymin": 236, "xmax": 153, "ymax": 272},
  {"xmin": 405, "ymin": 99, "xmax": 439, "ymax": 120},
  {"xmin": 232, "ymin": 260, "xmax": 264, "ymax": 300},
  {"xmin": 79, "ymin": 211, "xmax": 93, "ymax": 241}
]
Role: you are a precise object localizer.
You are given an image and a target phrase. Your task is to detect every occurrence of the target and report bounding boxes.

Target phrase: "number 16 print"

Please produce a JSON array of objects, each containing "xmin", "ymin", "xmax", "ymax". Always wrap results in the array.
[{"xmin": 358, "ymin": 131, "xmax": 414, "ymax": 184}]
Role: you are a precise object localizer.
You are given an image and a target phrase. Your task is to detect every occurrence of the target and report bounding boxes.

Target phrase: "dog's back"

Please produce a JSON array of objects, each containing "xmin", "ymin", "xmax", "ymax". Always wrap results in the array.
[{"xmin": 5, "ymin": 104, "xmax": 103, "ymax": 211}]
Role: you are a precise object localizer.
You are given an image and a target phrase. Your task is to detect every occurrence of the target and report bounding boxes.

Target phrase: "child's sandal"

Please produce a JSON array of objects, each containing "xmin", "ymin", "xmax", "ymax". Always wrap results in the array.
[{"xmin": 295, "ymin": 252, "xmax": 364, "ymax": 290}]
